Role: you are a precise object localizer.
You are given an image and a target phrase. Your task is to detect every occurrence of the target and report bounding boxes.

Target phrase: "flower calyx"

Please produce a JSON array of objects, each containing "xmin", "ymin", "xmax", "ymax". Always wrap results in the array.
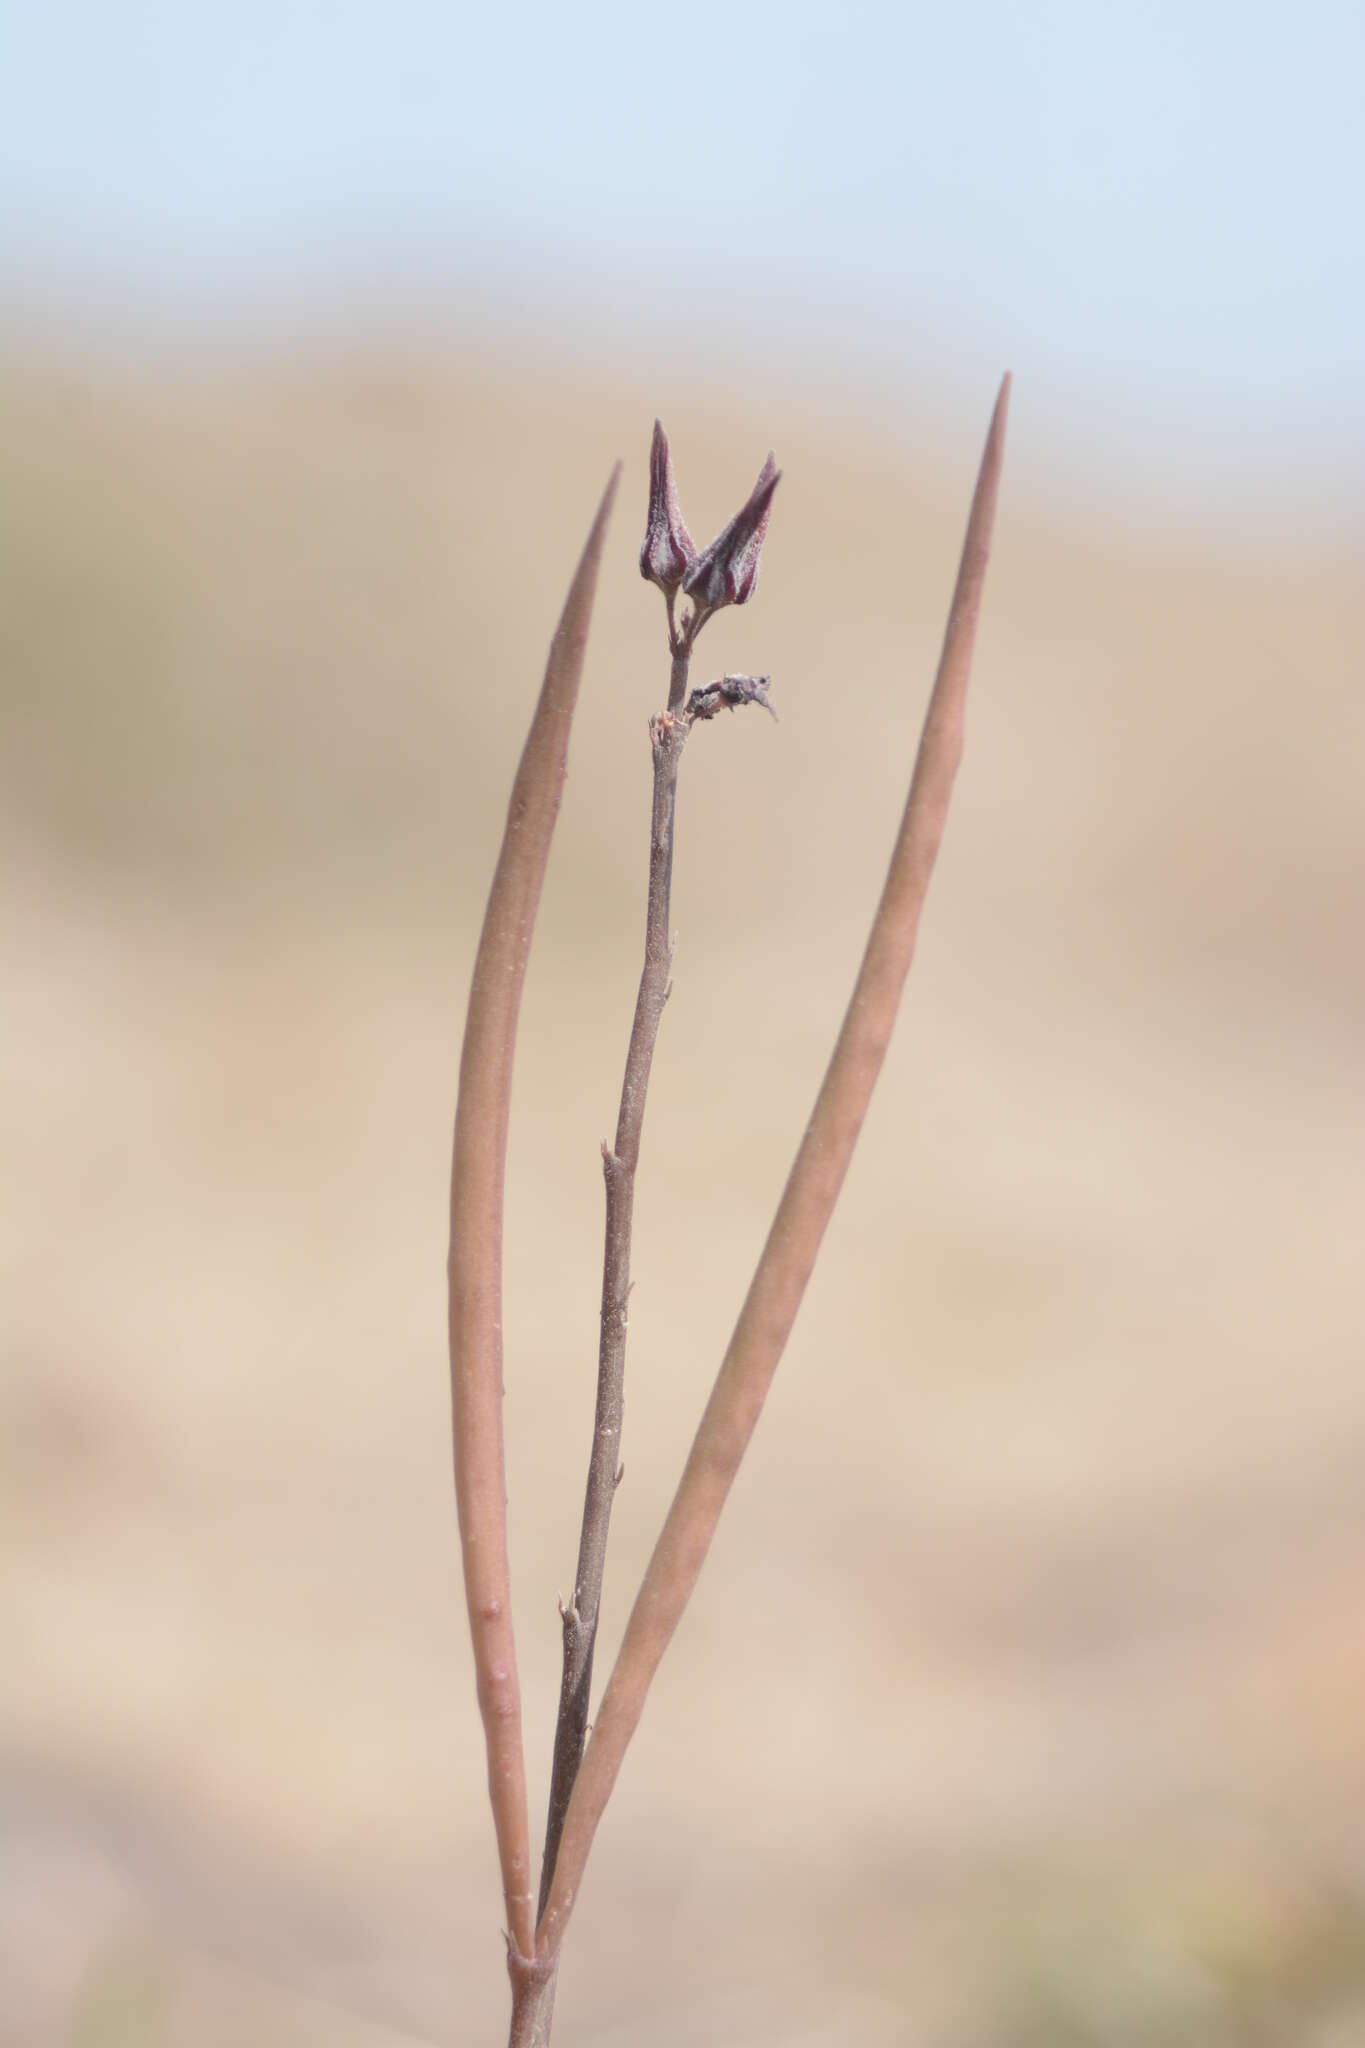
[
  {"xmin": 638, "ymin": 419, "xmax": 695, "ymax": 596},
  {"xmin": 682, "ymin": 453, "xmax": 780, "ymax": 620}
]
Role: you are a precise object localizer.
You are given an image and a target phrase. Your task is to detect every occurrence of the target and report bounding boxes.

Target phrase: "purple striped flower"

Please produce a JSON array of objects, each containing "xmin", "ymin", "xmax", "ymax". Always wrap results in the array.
[
  {"xmin": 682, "ymin": 454, "xmax": 780, "ymax": 614},
  {"xmin": 638, "ymin": 419, "xmax": 695, "ymax": 593}
]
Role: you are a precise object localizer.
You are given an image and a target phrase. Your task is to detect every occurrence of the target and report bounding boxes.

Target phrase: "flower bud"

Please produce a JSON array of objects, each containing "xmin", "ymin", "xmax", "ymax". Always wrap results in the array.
[
  {"xmin": 638, "ymin": 419, "xmax": 695, "ymax": 592},
  {"xmin": 682, "ymin": 454, "xmax": 780, "ymax": 613}
]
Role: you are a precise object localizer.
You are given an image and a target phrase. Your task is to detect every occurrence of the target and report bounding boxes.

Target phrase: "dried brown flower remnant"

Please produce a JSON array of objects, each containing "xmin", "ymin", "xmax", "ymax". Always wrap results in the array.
[
  {"xmin": 638, "ymin": 419, "xmax": 695, "ymax": 592},
  {"xmin": 685, "ymin": 673, "xmax": 776, "ymax": 721},
  {"xmin": 683, "ymin": 453, "xmax": 780, "ymax": 614}
]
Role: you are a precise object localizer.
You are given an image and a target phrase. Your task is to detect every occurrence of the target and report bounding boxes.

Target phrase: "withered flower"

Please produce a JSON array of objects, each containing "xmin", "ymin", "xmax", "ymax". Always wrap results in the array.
[
  {"xmin": 682, "ymin": 453, "xmax": 780, "ymax": 614},
  {"xmin": 638, "ymin": 419, "xmax": 695, "ymax": 592}
]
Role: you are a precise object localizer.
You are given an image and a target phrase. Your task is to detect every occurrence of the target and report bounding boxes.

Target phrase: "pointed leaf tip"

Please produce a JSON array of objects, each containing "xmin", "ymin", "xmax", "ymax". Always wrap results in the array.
[{"xmin": 987, "ymin": 374, "xmax": 1011, "ymax": 447}]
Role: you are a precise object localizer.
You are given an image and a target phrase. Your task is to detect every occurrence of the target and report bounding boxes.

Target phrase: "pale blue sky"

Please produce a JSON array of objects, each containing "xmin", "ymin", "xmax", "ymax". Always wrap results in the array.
[{"xmin": 3, "ymin": 1, "xmax": 1362, "ymax": 496}]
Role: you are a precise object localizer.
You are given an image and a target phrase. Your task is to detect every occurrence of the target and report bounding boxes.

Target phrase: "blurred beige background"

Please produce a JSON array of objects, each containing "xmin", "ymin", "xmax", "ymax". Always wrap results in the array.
[{"xmin": 2, "ymin": 332, "xmax": 1363, "ymax": 2046}]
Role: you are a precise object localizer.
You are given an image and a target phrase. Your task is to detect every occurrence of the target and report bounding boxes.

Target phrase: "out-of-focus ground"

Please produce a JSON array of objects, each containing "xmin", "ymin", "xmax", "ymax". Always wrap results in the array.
[{"xmin": 2, "ymin": 337, "xmax": 1363, "ymax": 2047}]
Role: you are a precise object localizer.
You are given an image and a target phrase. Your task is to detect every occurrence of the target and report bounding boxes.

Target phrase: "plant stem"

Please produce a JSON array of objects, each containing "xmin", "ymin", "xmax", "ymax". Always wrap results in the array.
[
  {"xmin": 537, "ymin": 648, "xmax": 692, "ymax": 1920},
  {"xmin": 507, "ymin": 1949, "xmax": 556, "ymax": 2048}
]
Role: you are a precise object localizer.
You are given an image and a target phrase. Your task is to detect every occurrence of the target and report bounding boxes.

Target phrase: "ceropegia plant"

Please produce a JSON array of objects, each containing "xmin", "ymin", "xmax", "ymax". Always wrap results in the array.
[{"xmin": 448, "ymin": 379, "xmax": 1010, "ymax": 2047}]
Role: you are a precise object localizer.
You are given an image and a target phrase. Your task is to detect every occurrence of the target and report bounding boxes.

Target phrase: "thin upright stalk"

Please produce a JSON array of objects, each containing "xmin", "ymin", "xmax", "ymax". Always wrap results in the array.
[
  {"xmin": 538, "ymin": 646, "xmax": 692, "ymax": 1914},
  {"xmin": 537, "ymin": 375, "xmax": 1011, "ymax": 1962},
  {"xmin": 448, "ymin": 467, "xmax": 619, "ymax": 1964},
  {"xmin": 507, "ymin": 1949, "xmax": 557, "ymax": 2048}
]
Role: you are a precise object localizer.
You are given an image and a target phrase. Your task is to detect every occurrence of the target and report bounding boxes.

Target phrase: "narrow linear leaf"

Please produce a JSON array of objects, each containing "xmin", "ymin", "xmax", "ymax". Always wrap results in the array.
[{"xmin": 449, "ymin": 463, "xmax": 621, "ymax": 1964}]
